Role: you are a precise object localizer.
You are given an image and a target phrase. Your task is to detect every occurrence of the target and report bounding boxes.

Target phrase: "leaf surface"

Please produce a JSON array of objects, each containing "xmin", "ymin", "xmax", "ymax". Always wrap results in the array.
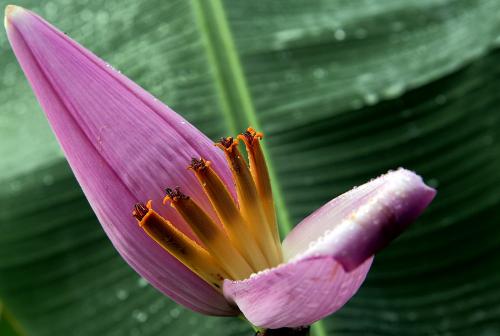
[{"xmin": 1, "ymin": 0, "xmax": 500, "ymax": 335}]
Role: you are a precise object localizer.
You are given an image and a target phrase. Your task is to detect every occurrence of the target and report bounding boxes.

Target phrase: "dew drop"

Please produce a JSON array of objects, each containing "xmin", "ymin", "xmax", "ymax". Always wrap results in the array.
[
  {"xmin": 42, "ymin": 174, "xmax": 54, "ymax": 186},
  {"xmin": 383, "ymin": 82, "xmax": 405, "ymax": 98},
  {"xmin": 435, "ymin": 94, "xmax": 447, "ymax": 105},
  {"xmin": 137, "ymin": 277, "xmax": 148, "ymax": 288},
  {"xmin": 132, "ymin": 310, "xmax": 148, "ymax": 323},
  {"xmin": 116, "ymin": 289, "xmax": 129, "ymax": 301},
  {"xmin": 401, "ymin": 110, "xmax": 413, "ymax": 118},
  {"xmin": 9, "ymin": 181, "xmax": 21, "ymax": 192},
  {"xmin": 391, "ymin": 21, "xmax": 405, "ymax": 32},
  {"xmin": 334, "ymin": 28, "xmax": 346, "ymax": 41},
  {"xmin": 129, "ymin": 328, "xmax": 140, "ymax": 336},
  {"xmin": 313, "ymin": 68, "xmax": 327, "ymax": 79},
  {"xmin": 80, "ymin": 9, "xmax": 93, "ymax": 21},
  {"xmin": 169, "ymin": 307, "xmax": 181, "ymax": 318},
  {"xmin": 483, "ymin": 134, "xmax": 494, "ymax": 145},
  {"xmin": 95, "ymin": 11, "xmax": 110, "ymax": 25},
  {"xmin": 350, "ymin": 99, "xmax": 363, "ymax": 109},
  {"xmin": 354, "ymin": 28, "xmax": 367, "ymax": 39},
  {"xmin": 363, "ymin": 92, "xmax": 378, "ymax": 105}
]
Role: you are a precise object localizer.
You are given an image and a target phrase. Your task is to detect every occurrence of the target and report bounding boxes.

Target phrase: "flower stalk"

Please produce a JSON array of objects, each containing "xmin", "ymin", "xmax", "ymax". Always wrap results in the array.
[{"xmin": 256, "ymin": 326, "xmax": 310, "ymax": 336}]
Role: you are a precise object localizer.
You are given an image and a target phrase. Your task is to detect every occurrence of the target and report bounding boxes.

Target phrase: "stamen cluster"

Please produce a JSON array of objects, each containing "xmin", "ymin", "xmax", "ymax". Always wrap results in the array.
[{"xmin": 133, "ymin": 128, "xmax": 282, "ymax": 290}]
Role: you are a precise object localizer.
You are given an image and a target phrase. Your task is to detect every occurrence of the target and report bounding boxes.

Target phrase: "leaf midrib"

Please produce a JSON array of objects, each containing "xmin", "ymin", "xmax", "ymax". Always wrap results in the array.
[{"xmin": 191, "ymin": 0, "xmax": 293, "ymax": 235}]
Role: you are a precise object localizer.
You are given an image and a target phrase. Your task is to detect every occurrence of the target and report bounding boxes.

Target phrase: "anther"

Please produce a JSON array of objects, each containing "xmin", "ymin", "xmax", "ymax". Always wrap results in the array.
[
  {"xmin": 217, "ymin": 132, "xmax": 282, "ymax": 266},
  {"xmin": 217, "ymin": 137, "xmax": 238, "ymax": 151},
  {"xmin": 164, "ymin": 187, "xmax": 254, "ymax": 280},
  {"xmin": 237, "ymin": 128, "xmax": 282, "ymax": 262},
  {"xmin": 240, "ymin": 127, "xmax": 263, "ymax": 146},
  {"xmin": 189, "ymin": 156, "xmax": 270, "ymax": 271},
  {"xmin": 189, "ymin": 158, "xmax": 209, "ymax": 171},
  {"xmin": 165, "ymin": 187, "xmax": 189, "ymax": 201},
  {"xmin": 133, "ymin": 202, "xmax": 229, "ymax": 289},
  {"xmin": 132, "ymin": 202, "xmax": 149, "ymax": 221}
]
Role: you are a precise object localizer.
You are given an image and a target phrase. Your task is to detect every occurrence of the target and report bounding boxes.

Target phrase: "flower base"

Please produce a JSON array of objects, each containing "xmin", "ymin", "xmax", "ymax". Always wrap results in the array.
[{"xmin": 256, "ymin": 326, "xmax": 310, "ymax": 336}]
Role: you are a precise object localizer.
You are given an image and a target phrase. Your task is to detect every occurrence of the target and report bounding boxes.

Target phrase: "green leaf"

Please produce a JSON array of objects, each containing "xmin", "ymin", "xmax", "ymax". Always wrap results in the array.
[
  {"xmin": 0, "ymin": 302, "xmax": 23, "ymax": 336},
  {"xmin": 1, "ymin": 0, "xmax": 500, "ymax": 335}
]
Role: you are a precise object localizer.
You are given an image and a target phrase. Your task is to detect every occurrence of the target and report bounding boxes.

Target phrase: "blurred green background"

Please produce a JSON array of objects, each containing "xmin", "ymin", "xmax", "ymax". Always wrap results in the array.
[{"xmin": 1, "ymin": 0, "xmax": 500, "ymax": 335}]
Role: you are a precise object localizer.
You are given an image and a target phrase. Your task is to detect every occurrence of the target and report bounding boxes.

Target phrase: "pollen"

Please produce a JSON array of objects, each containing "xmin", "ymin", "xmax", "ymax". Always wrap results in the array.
[{"xmin": 134, "ymin": 128, "xmax": 283, "ymax": 286}]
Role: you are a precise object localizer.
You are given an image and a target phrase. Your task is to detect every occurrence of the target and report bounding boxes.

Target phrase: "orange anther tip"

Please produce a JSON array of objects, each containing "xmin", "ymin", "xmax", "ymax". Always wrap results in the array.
[
  {"xmin": 246, "ymin": 127, "xmax": 263, "ymax": 139},
  {"xmin": 163, "ymin": 195, "xmax": 171, "ymax": 205},
  {"xmin": 189, "ymin": 158, "xmax": 210, "ymax": 171},
  {"xmin": 216, "ymin": 137, "xmax": 239, "ymax": 152},
  {"xmin": 146, "ymin": 200, "xmax": 153, "ymax": 209}
]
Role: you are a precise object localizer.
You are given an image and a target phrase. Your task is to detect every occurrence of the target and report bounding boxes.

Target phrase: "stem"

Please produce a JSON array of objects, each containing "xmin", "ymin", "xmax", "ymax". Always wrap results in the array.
[{"xmin": 256, "ymin": 326, "xmax": 310, "ymax": 336}]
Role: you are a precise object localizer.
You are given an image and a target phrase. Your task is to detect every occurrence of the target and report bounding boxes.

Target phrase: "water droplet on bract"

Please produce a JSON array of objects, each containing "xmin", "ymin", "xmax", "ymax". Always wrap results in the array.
[
  {"xmin": 308, "ymin": 240, "xmax": 317, "ymax": 249},
  {"xmin": 334, "ymin": 28, "xmax": 346, "ymax": 41},
  {"xmin": 137, "ymin": 277, "xmax": 148, "ymax": 288}
]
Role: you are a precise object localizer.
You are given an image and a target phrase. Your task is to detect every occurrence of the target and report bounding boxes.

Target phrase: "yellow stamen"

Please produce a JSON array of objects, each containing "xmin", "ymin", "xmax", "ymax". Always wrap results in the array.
[
  {"xmin": 133, "ymin": 202, "xmax": 228, "ymax": 291},
  {"xmin": 238, "ymin": 128, "xmax": 281, "ymax": 250},
  {"xmin": 189, "ymin": 158, "xmax": 270, "ymax": 271},
  {"xmin": 163, "ymin": 188, "xmax": 254, "ymax": 280},
  {"xmin": 216, "ymin": 137, "xmax": 283, "ymax": 266}
]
